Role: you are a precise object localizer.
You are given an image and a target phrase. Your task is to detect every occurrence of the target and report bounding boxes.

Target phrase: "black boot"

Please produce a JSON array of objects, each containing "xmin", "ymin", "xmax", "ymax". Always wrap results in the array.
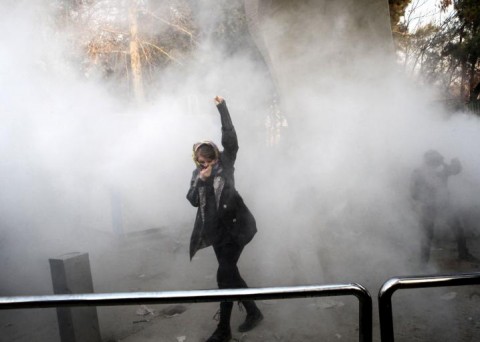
[
  {"xmin": 238, "ymin": 301, "xmax": 264, "ymax": 332},
  {"xmin": 207, "ymin": 302, "xmax": 232, "ymax": 342},
  {"xmin": 206, "ymin": 326, "xmax": 232, "ymax": 342},
  {"xmin": 459, "ymin": 251, "xmax": 480, "ymax": 263}
]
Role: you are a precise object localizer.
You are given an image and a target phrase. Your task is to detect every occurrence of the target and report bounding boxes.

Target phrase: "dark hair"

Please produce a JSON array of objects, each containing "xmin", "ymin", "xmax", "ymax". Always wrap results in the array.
[
  {"xmin": 196, "ymin": 144, "xmax": 217, "ymax": 160},
  {"xmin": 424, "ymin": 149, "xmax": 443, "ymax": 166}
]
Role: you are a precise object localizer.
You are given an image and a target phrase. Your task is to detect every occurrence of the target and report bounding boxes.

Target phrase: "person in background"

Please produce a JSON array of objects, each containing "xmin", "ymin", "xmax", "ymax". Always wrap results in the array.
[
  {"xmin": 410, "ymin": 149, "xmax": 479, "ymax": 264},
  {"xmin": 187, "ymin": 96, "xmax": 263, "ymax": 342}
]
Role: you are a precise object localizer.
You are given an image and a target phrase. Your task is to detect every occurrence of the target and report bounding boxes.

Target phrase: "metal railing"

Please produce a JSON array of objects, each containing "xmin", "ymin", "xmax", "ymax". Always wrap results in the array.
[
  {"xmin": 0, "ymin": 284, "xmax": 372, "ymax": 342},
  {"xmin": 378, "ymin": 272, "xmax": 480, "ymax": 342}
]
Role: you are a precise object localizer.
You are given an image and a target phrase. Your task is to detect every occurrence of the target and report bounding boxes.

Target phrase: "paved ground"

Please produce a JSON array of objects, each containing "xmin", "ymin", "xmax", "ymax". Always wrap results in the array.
[{"xmin": 1, "ymin": 228, "xmax": 480, "ymax": 342}]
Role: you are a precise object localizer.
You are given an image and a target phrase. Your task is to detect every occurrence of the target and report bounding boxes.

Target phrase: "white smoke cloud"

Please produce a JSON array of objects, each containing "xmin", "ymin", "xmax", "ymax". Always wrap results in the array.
[{"xmin": 1, "ymin": 1, "xmax": 480, "ymax": 340}]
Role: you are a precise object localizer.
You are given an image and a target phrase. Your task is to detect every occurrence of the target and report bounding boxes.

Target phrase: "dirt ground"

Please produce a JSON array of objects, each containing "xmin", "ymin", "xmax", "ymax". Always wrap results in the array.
[{"xmin": 1, "ymin": 228, "xmax": 480, "ymax": 342}]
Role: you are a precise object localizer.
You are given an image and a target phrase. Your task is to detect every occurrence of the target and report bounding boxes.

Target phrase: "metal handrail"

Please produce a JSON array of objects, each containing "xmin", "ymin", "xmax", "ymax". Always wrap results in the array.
[
  {"xmin": 378, "ymin": 272, "xmax": 480, "ymax": 342},
  {"xmin": 0, "ymin": 284, "xmax": 372, "ymax": 342}
]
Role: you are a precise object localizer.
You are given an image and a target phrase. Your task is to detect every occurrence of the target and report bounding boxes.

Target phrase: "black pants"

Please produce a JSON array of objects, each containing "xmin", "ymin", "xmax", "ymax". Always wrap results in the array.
[
  {"xmin": 213, "ymin": 240, "xmax": 257, "ymax": 328},
  {"xmin": 420, "ymin": 206, "xmax": 468, "ymax": 263},
  {"xmin": 213, "ymin": 240, "xmax": 248, "ymax": 289}
]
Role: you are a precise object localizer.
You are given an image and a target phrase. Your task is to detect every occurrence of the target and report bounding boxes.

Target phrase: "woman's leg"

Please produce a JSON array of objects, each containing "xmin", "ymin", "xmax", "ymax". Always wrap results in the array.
[
  {"xmin": 204, "ymin": 241, "xmax": 244, "ymax": 342},
  {"xmin": 213, "ymin": 241, "xmax": 263, "ymax": 333},
  {"xmin": 214, "ymin": 241, "xmax": 247, "ymax": 289}
]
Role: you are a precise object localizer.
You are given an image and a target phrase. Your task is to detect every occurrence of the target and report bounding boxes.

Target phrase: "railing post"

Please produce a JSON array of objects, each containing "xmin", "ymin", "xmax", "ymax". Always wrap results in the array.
[
  {"xmin": 378, "ymin": 272, "xmax": 480, "ymax": 342},
  {"xmin": 378, "ymin": 278, "xmax": 396, "ymax": 342},
  {"xmin": 355, "ymin": 284, "xmax": 373, "ymax": 342}
]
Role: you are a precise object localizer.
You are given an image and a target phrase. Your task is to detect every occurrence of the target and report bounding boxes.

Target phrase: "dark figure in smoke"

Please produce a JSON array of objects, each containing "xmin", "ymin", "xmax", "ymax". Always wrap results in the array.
[
  {"xmin": 410, "ymin": 150, "xmax": 478, "ymax": 264},
  {"xmin": 187, "ymin": 96, "xmax": 263, "ymax": 342}
]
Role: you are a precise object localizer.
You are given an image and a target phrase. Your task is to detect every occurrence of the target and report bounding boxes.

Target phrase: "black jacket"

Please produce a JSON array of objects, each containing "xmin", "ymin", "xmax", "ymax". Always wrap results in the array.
[
  {"xmin": 410, "ymin": 159, "xmax": 462, "ymax": 209},
  {"xmin": 187, "ymin": 101, "xmax": 257, "ymax": 259}
]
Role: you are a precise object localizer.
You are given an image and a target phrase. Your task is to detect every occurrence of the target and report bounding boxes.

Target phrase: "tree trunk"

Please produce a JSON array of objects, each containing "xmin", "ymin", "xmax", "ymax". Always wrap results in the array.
[
  {"xmin": 468, "ymin": 57, "xmax": 478, "ymax": 101},
  {"xmin": 129, "ymin": 1, "xmax": 145, "ymax": 104},
  {"xmin": 458, "ymin": 26, "xmax": 467, "ymax": 102}
]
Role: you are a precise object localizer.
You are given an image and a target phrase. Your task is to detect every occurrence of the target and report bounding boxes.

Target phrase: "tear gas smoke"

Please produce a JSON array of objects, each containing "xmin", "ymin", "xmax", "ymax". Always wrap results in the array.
[{"xmin": 1, "ymin": 0, "xmax": 480, "ymax": 340}]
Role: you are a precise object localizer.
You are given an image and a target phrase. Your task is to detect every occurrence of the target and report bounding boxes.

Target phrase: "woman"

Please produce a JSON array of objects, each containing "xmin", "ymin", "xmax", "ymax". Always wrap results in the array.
[{"xmin": 187, "ymin": 96, "xmax": 263, "ymax": 342}]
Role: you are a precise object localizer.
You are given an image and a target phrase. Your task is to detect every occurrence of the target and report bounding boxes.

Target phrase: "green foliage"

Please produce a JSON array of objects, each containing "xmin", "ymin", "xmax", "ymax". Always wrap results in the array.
[
  {"xmin": 395, "ymin": 0, "xmax": 480, "ymax": 101},
  {"xmin": 448, "ymin": 0, "xmax": 480, "ymax": 100},
  {"xmin": 455, "ymin": 0, "xmax": 480, "ymax": 27}
]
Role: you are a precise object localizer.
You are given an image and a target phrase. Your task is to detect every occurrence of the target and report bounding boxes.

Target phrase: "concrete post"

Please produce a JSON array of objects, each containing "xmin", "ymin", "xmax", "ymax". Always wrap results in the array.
[{"xmin": 49, "ymin": 252, "xmax": 101, "ymax": 342}]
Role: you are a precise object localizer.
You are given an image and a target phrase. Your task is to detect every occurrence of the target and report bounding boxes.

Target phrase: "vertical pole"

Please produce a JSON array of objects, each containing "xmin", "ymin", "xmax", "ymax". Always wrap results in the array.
[
  {"xmin": 378, "ymin": 294, "xmax": 394, "ymax": 342},
  {"xmin": 354, "ymin": 284, "xmax": 373, "ymax": 342},
  {"xmin": 129, "ymin": 0, "xmax": 145, "ymax": 104},
  {"xmin": 49, "ymin": 252, "xmax": 101, "ymax": 342}
]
